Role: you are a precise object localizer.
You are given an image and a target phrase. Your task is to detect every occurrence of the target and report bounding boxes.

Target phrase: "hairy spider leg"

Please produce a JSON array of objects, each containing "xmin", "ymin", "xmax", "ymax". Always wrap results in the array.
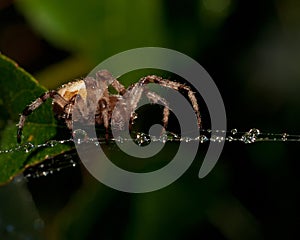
[
  {"xmin": 64, "ymin": 94, "xmax": 85, "ymax": 130},
  {"xmin": 94, "ymin": 70, "xmax": 129, "ymax": 140},
  {"xmin": 113, "ymin": 83, "xmax": 170, "ymax": 133},
  {"xmin": 17, "ymin": 90, "xmax": 68, "ymax": 143},
  {"xmin": 144, "ymin": 90, "xmax": 170, "ymax": 131},
  {"xmin": 95, "ymin": 70, "xmax": 127, "ymax": 96},
  {"xmin": 85, "ymin": 73, "xmax": 111, "ymax": 142},
  {"xmin": 97, "ymin": 98, "xmax": 110, "ymax": 142},
  {"xmin": 139, "ymin": 75, "xmax": 201, "ymax": 128}
]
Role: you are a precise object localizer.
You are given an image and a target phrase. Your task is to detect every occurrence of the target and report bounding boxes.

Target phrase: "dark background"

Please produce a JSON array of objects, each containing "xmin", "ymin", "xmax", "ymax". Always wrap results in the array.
[{"xmin": 0, "ymin": 0, "xmax": 299, "ymax": 239}]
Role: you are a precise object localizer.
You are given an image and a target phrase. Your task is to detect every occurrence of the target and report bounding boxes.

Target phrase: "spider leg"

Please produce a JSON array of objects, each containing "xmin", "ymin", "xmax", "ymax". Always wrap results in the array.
[
  {"xmin": 144, "ymin": 90, "xmax": 170, "ymax": 132},
  {"xmin": 111, "ymin": 79, "xmax": 126, "ymax": 95},
  {"xmin": 139, "ymin": 75, "xmax": 201, "ymax": 128},
  {"xmin": 86, "ymin": 74, "xmax": 118, "ymax": 143},
  {"xmin": 114, "ymin": 84, "xmax": 171, "ymax": 132},
  {"xmin": 70, "ymin": 94, "xmax": 89, "ymax": 122},
  {"xmin": 95, "ymin": 70, "xmax": 126, "ymax": 95},
  {"xmin": 97, "ymin": 98, "xmax": 110, "ymax": 143},
  {"xmin": 17, "ymin": 90, "xmax": 68, "ymax": 143},
  {"xmin": 122, "ymin": 84, "xmax": 144, "ymax": 131}
]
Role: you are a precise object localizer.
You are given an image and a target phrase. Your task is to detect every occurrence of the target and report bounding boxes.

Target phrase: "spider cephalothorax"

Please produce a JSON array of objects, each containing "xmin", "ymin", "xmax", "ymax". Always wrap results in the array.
[{"xmin": 17, "ymin": 70, "xmax": 201, "ymax": 143}]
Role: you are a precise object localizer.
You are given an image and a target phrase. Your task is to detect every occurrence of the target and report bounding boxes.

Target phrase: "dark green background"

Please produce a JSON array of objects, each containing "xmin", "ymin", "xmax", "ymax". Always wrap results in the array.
[{"xmin": 0, "ymin": 0, "xmax": 299, "ymax": 239}]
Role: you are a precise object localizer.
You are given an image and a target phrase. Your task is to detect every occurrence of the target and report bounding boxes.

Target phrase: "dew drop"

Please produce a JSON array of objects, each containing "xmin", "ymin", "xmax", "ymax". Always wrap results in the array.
[
  {"xmin": 201, "ymin": 135, "xmax": 209, "ymax": 143},
  {"xmin": 231, "ymin": 129, "xmax": 238, "ymax": 135},
  {"xmin": 210, "ymin": 135, "xmax": 225, "ymax": 143},
  {"xmin": 134, "ymin": 132, "xmax": 151, "ymax": 146},
  {"xmin": 23, "ymin": 142, "xmax": 35, "ymax": 153},
  {"xmin": 210, "ymin": 135, "xmax": 217, "ymax": 142},
  {"xmin": 46, "ymin": 140, "xmax": 57, "ymax": 148},
  {"xmin": 150, "ymin": 135, "xmax": 159, "ymax": 142},
  {"xmin": 170, "ymin": 132, "xmax": 180, "ymax": 139},
  {"xmin": 250, "ymin": 128, "xmax": 260, "ymax": 135},
  {"xmin": 241, "ymin": 128, "xmax": 260, "ymax": 144},
  {"xmin": 181, "ymin": 137, "xmax": 192, "ymax": 142},
  {"xmin": 227, "ymin": 136, "xmax": 234, "ymax": 142},
  {"xmin": 115, "ymin": 136, "xmax": 124, "ymax": 143},
  {"xmin": 159, "ymin": 133, "xmax": 168, "ymax": 143},
  {"xmin": 196, "ymin": 135, "xmax": 209, "ymax": 143},
  {"xmin": 73, "ymin": 129, "xmax": 88, "ymax": 144},
  {"xmin": 282, "ymin": 133, "xmax": 288, "ymax": 141}
]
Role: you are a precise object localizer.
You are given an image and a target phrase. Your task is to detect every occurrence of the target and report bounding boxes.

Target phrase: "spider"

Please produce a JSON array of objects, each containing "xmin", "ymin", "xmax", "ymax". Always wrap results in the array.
[{"xmin": 17, "ymin": 70, "xmax": 201, "ymax": 143}]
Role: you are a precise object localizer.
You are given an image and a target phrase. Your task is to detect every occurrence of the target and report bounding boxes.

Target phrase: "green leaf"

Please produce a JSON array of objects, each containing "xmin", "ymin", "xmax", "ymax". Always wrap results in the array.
[{"xmin": 0, "ymin": 54, "xmax": 73, "ymax": 185}]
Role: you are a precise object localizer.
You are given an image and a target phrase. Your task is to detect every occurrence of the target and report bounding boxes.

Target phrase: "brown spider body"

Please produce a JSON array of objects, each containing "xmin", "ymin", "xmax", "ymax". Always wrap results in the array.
[
  {"xmin": 52, "ymin": 80, "xmax": 86, "ymax": 120},
  {"xmin": 52, "ymin": 80, "xmax": 118, "ymax": 127},
  {"xmin": 17, "ymin": 70, "xmax": 201, "ymax": 143}
]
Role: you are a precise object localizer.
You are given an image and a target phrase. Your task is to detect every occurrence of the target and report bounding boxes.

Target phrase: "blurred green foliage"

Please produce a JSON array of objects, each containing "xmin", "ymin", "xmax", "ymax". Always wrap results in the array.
[
  {"xmin": 15, "ymin": 0, "xmax": 233, "ymax": 89},
  {"xmin": 16, "ymin": 0, "xmax": 167, "ymax": 61},
  {"xmin": 0, "ymin": 0, "xmax": 299, "ymax": 239}
]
